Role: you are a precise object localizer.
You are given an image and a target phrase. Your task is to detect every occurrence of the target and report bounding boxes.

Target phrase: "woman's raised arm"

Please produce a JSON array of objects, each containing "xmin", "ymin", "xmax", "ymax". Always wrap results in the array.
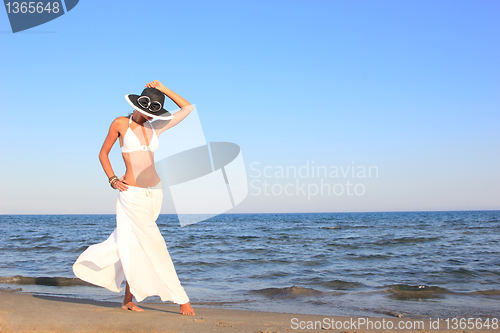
[{"xmin": 146, "ymin": 80, "xmax": 194, "ymax": 135}]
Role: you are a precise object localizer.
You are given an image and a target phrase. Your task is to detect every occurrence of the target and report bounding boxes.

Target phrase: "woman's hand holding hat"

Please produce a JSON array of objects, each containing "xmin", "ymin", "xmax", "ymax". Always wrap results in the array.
[
  {"xmin": 143, "ymin": 79, "xmax": 191, "ymax": 110},
  {"xmin": 145, "ymin": 80, "xmax": 167, "ymax": 93}
]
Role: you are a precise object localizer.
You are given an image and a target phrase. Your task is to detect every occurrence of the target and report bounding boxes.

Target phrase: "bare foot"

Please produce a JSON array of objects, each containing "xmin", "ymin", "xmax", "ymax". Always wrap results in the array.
[
  {"xmin": 121, "ymin": 301, "xmax": 144, "ymax": 312},
  {"xmin": 180, "ymin": 302, "xmax": 195, "ymax": 315}
]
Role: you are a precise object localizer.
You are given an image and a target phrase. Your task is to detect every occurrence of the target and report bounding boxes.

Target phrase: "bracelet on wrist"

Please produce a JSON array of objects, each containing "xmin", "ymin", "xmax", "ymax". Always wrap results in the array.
[{"xmin": 110, "ymin": 179, "xmax": 119, "ymax": 189}]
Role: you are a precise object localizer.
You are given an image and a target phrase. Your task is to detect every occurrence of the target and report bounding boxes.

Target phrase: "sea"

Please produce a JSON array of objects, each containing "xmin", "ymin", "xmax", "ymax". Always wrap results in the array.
[{"xmin": 1, "ymin": 211, "xmax": 499, "ymax": 319}]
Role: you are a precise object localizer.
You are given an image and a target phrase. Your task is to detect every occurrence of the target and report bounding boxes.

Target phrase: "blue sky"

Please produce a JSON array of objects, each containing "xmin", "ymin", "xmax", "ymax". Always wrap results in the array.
[{"xmin": 0, "ymin": 0, "xmax": 498, "ymax": 214}]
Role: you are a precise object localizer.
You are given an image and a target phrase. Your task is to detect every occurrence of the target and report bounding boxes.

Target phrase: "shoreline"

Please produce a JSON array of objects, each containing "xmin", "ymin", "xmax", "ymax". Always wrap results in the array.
[
  {"xmin": 0, "ymin": 291, "xmax": 496, "ymax": 332},
  {"xmin": 2, "ymin": 281, "xmax": 499, "ymax": 320}
]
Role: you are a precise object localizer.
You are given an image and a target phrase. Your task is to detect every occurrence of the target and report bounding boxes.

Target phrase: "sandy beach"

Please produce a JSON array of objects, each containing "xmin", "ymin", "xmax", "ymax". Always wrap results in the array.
[{"xmin": 1, "ymin": 290, "xmax": 496, "ymax": 333}]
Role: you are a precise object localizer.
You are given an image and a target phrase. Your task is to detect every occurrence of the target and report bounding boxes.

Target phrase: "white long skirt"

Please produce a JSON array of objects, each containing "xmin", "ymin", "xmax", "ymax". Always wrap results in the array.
[{"xmin": 72, "ymin": 182, "xmax": 189, "ymax": 304}]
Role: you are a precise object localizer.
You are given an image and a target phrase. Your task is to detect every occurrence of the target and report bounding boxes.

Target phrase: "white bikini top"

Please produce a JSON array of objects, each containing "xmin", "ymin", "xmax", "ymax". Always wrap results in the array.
[{"xmin": 121, "ymin": 116, "xmax": 159, "ymax": 153}]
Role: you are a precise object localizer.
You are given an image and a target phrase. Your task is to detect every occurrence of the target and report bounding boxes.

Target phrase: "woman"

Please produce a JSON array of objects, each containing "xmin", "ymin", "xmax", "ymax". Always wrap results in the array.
[{"xmin": 72, "ymin": 80, "xmax": 195, "ymax": 315}]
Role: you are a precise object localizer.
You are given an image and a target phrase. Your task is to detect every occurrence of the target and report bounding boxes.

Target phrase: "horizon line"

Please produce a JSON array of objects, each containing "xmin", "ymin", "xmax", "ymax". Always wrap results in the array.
[{"xmin": 1, "ymin": 209, "xmax": 499, "ymax": 216}]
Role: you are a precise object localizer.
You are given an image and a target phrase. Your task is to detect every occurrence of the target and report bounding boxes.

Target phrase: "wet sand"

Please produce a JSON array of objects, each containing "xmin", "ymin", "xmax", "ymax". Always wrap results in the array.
[{"xmin": 0, "ymin": 291, "xmax": 494, "ymax": 332}]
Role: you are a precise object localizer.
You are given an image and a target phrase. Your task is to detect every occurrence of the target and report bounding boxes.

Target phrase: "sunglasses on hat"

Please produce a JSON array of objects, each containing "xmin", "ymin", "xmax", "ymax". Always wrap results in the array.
[{"xmin": 137, "ymin": 96, "xmax": 163, "ymax": 112}]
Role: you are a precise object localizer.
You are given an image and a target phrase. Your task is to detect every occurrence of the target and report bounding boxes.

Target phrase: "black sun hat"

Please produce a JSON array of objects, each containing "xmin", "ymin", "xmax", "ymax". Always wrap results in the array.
[{"xmin": 125, "ymin": 88, "xmax": 174, "ymax": 120}]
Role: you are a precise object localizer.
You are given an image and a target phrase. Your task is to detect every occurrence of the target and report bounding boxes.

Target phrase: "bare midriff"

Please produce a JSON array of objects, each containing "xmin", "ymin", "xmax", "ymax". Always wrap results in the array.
[{"xmin": 121, "ymin": 151, "xmax": 161, "ymax": 188}]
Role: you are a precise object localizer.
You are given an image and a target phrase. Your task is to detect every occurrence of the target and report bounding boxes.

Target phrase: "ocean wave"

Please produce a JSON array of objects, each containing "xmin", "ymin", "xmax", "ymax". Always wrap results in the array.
[
  {"xmin": 385, "ymin": 284, "xmax": 452, "ymax": 300},
  {"xmin": 237, "ymin": 235, "xmax": 260, "ymax": 240},
  {"xmin": 315, "ymin": 279, "xmax": 364, "ymax": 290},
  {"xmin": 326, "ymin": 242, "xmax": 360, "ymax": 249},
  {"xmin": 301, "ymin": 276, "xmax": 364, "ymax": 290},
  {"xmin": 346, "ymin": 253, "xmax": 391, "ymax": 261},
  {"xmin": 248, "ymin": 271, "xmax": 289, "ymax": 279},
  {"xmin": 370, "ymin": 236, "xmax": 441, "ymax": 246},
  {"xmin": 0, "ymin": 275, "xmax": 95, "ymax": 287},
  {"xmin": 15, "ymin": 245, "xmax": 63, "ymax": 252},
  {"xmin": 469, "ymin": 289, "xmax": 500, "ymax": 299},
  {"xmin": 252, "ymin": 286, "xmax": 322, "ymax": 298}
]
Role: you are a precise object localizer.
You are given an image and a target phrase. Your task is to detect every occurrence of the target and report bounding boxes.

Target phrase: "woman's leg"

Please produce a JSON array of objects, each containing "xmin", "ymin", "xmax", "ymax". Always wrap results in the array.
[{"xmin": 122, "ymin": 281, "xmax": 144, "ymax": 312}]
